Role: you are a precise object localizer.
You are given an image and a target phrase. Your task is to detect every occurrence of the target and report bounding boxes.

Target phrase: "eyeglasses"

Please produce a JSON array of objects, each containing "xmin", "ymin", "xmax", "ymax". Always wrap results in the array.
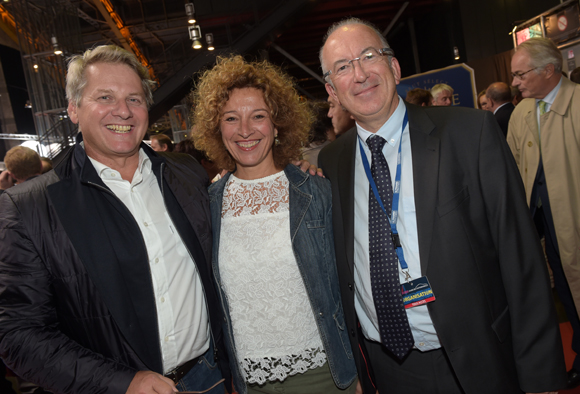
[
  {"xmin": 511, "ymin": 67, "xmax": 539, "ymax": 80},
  {"xmin": 323, "ymin": 47, "xmax": 394, "ymax": 80}
]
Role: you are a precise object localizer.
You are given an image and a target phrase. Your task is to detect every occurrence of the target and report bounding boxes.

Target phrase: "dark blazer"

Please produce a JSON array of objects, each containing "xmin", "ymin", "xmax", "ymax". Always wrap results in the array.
[
  {"xmin": 318, "ymin": 103, "xmax": 566, "ymax": 394},
  {"xmin": 494, "ymin": 102, "xmax": 515, "ymax": 137},
  {"xmin": 0, "ymin": 136, "xmax": 229, "ymax": 394}
]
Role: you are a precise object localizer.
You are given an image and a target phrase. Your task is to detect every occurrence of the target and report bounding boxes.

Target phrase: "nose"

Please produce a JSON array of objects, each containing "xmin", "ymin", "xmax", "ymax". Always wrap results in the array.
[
  {"xmin": 112, "ymin": 100, "xmax": 132, "ymax": 119},
  {"xmin": 511, "ymin": 78, "xmax": 519, "ymax": 87},
  {"xmin": 240, "ymin": 118, "xmax": 254, "ymax": 139},
  {"xmin": 352, "ymin": 60, "xmax": 369, "ymax": 82}
]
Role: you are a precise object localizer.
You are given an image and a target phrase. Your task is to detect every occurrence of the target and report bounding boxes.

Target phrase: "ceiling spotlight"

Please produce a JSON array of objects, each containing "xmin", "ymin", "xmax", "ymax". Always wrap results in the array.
[
  {"xmin": 51, "ymin": 36, "xmax": 62, "ymax": 55},
  {"xmin": 185, "ymin": 3, "xmax": 196, "ymax": 24},
  {"xmin": 33, "ymin": 64, "xmax": 38, "ymax": 70},
  {"xmin": 24, "ymin": 100, "xmax": 32, "ymax": 109},
  {"xmin": 188, "ymin": 25, "xmax": 202, "ymax": 49},
  {"xmin": 206, "ymin": 33, "xmax": 214, "ymax": 51},
  {"xmin": 453, "ymin": 46, "xmax": 460, "ymax": 60}
]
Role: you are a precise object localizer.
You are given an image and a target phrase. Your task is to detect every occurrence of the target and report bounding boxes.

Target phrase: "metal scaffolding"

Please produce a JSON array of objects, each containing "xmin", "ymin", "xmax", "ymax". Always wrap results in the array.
[{"xmin": 9, "ymin": 0, "xmax": 83, "ymax": 158}]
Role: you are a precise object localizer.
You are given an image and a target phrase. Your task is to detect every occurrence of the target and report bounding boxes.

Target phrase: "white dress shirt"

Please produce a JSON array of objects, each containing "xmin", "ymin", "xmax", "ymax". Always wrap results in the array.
[
  {"xmin": 88, "ymin": 149, "xmax": 210, "ymax": 373},
  {"xmin": 353, "ymin": 98, "xmax": 441, "ymax": 351}
]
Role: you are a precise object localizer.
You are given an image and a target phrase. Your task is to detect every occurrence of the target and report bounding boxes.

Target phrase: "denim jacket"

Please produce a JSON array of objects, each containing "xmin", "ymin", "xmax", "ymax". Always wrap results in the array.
[{"xmin": 208, "ymin": 164, "xmax": 357, "ymax": 394}]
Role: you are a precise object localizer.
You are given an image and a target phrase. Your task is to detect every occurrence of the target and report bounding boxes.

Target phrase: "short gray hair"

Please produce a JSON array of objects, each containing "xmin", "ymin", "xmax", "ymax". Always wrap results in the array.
[
  {"xmin": 515, "ymin": 37, "xmax": 563, "ymax": 74},
  {"xmin": 319, "ymin": 18, "xmax": 393, "ymax": 83},
  {"xmin": 66, "ymin": 45, "xmax": 156, "ymax": 108},
  {"xmin": 431, "ymin": 83, "xmax": 454, "ymax": 99}
]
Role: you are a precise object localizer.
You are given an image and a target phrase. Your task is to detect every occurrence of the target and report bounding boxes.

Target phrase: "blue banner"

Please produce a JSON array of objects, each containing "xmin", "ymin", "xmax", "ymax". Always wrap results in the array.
[{"xmin": 396, "ymin": 63, "xmax": 477, "ymax": 108}]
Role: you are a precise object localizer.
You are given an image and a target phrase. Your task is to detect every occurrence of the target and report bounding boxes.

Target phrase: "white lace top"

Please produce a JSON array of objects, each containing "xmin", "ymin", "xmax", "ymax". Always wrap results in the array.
[{"xmin": 219, "ymin": 171, "xmax": 326, "ymax": 385}]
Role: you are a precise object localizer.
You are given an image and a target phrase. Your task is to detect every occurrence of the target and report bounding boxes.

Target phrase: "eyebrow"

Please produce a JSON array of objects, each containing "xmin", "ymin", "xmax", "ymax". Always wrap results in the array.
[
  {"xmin": 94, "ymin": 88, "xmax": 145, "ymax": 97},
  {"xmin": 331, "ymin": 46, "xmax": 376, "ymax": 68}
]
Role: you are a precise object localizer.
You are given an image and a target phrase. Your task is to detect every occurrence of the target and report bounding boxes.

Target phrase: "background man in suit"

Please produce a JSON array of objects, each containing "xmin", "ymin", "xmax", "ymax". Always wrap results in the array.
[
  {"xmin": 486, "ymin": 82, "xmax": 515, "ymax": 137},
  {"xmin": 508, "ymin": 37, "xmax": 580, "ymax": 389},
  {"xmin": 318, "ymin": 18, "xmax": 565, "ymax": 394},
  {"xmin": 430, "ymin": 83, "xmax": 453, "ymax": 106},
  {"xmin": 150, "ymin": 133, "xmax": 174, "ymax": 152},
  {"xmin": 0, "ymin": 45, "xmax": 228, "ymax": 394},
  {"xmin": 327, "ymin": 94, "xmax": 355, "ymax": 137}
]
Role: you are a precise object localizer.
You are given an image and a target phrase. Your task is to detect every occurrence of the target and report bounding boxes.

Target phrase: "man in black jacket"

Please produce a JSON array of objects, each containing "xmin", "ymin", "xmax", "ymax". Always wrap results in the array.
[
  {"xmin": 0, "ymin": 45, "xmax": 228, "ymax": 394},
  {"xmin": 486, "ymin": 82, "xmax": 515, "ymax": 137}
]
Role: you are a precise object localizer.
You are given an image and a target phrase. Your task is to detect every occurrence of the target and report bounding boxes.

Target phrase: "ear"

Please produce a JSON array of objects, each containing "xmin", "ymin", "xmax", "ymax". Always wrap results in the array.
[
  {"xmin": 390, "ymin": 57, "xmax": 402, "ymax": 85},
  {"xmin": 68, "ymin": 101, "xmax": 79, "ymax": 125},
  {"xmin": 543, "ymin": 63, "xmax": 555, "ymax": 79},
  {"xmin": 325, "ymin": 83, "xmax": 339, "ymax": 103}
]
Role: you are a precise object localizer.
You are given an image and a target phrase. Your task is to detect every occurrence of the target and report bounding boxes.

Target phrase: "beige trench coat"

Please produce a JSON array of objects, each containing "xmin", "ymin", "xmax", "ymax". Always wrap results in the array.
[{"xmin": 507, "ymin": 76, "xmax": 580, "ymax": 315}]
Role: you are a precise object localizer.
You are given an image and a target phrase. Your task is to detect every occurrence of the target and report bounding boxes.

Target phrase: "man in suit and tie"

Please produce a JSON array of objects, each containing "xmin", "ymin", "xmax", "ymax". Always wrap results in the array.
[
  {"xmin": 318, "ymin": 18, "xmax": 565, "ymax": 394},
  {"xmin": 486, "ymin": 82, "xmax": 515, "ymax": 137}
]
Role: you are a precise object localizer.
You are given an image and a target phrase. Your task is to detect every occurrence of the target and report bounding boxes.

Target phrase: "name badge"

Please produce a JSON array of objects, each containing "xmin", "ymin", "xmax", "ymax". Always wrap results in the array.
[{"xmin": 401, "ymin": 276, "xmax": 436, "ymax": 309}]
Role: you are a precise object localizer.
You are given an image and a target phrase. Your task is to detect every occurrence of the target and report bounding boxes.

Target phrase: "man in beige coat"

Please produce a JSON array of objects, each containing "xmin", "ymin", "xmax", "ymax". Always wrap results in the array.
[{"xmin": 508, "ymin": 37, "xmax": 580, "ymax": 390}]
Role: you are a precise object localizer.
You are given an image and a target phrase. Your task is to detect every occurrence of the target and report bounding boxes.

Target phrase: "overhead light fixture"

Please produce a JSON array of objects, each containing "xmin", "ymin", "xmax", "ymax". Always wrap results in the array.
[
  {"xmin": 453, "ymin": 46, "xmax": 460, "ymax": 60},
  {"xmin": 206, "ymin": 33, "xmax": 214, "ymax": 51},
  {"xmin": 33, "ymin": 64, "xmax": 38, "ymax": 71},
  {"xmin": 189, "ymin": 25, "xmax": 202, "ymax": 49},
  {"xmin": 51, "ymin": 36, "xmax": 62, "ymax": 55},
  {"xmin": 185, "ymin": 3, "xmax": 196, "ymax": 24},
  {"xmin": 24, "ymin": 100, "xmax": 32, "ymax": 109}
]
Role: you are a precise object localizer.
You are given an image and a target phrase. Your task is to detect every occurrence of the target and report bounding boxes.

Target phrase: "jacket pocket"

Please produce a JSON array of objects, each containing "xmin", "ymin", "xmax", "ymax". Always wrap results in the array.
[
  {"xmin": 491, "ymin": 306, "xmax": 511, "ymax": 343},
  {"xmin": 306, "ymin": 219, "xmax": 324, "ymax": 229},
  {"xmin": 436, "ymin": 186, "xmax": 469, "ymax": 217}
]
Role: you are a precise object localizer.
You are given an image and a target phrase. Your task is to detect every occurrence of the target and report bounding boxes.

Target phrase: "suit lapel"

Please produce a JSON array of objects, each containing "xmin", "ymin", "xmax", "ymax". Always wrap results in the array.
[
  {"xmin": 524, "ymin": 105, "xmax": 539, "ymax": 147},
  {"xmin": 337, "ymin": 129, "xmax": 357, "ymax": 274},
  {"xmin": 407, "ymin": 105, "xmax": 439, "ymax": 274}
]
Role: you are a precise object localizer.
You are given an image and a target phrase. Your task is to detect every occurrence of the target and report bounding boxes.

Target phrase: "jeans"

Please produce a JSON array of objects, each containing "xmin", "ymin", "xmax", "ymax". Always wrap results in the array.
[{"xmin": 176, "ymin": 340, "xmax": 224, "ymax": 393}]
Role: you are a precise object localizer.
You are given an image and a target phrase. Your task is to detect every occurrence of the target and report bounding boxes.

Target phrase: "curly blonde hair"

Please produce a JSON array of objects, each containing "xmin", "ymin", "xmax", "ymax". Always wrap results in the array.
[{"xmin": 191, "ymin": 55, "xmax": 313, "ymax": 172}]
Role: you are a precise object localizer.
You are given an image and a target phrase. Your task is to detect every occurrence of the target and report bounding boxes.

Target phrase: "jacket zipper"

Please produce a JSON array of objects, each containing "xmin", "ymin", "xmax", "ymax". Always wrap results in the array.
[
  {"xmin": 158, "ymin": 163, "xmax": 218, "ymax": 363},
  {"xmin": 86, "ymin": 180, "xmax": 165, "ymax": 370}
]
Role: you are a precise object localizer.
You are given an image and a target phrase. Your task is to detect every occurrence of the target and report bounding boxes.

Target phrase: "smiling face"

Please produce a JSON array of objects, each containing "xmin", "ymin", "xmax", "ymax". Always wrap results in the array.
[
  {"xmin": 220, "ymin": 87, "xmax": 279, "ymax": 180},
  {"xmin": 68, "ymin": 62, "xmax": 148, "ymax": 168},
  {"xmin": 322, "ymin": 24, "xmax": 401, "ymax": 133}
]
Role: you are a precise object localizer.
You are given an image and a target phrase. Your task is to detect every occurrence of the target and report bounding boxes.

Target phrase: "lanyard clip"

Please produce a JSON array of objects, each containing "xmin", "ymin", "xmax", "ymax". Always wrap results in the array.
[{"xmin": 402, "ymin": 269, "xmax": 412, "ymax": 282}]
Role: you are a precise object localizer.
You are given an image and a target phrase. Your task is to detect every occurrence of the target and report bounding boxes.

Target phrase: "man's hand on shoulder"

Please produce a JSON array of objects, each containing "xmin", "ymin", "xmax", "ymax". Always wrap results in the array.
[
  {"xmin": 293, "ymin": 160, "xmax": 324, "ymax": 177},
  {"xmin": 126, "ymin": 371, "xmax": 177, "ymax": 394}
]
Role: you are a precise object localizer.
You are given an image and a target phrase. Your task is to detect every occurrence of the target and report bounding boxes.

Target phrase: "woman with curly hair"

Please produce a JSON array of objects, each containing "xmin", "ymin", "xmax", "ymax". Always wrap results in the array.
[{"xmin": 192, "ymin": 55, "xmax": 357, "ymax": 394}]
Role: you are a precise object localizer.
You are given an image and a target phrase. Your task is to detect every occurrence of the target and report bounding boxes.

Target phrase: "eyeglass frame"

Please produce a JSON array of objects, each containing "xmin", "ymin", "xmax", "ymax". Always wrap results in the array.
[
  {"xmin": 322, "ymin": 47, "xmax": 394, "ymax": 80},
  {"xmin": 511, "ymin": 67, "xmax": 540, "ymax": 80}
]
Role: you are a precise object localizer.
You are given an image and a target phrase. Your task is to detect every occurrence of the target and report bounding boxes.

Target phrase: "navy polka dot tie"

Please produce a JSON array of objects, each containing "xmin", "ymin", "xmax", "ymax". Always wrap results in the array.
[{"xmin": 367, "ymin": 135, "xmax": 414, "ymax": 360}]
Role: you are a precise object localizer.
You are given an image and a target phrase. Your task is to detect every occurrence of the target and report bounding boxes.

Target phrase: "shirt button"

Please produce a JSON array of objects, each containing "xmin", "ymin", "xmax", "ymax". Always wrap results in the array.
[
  {"xmin": 144, "ymin": 222, "xmax": 148, "ymax": 227},
  {"xmin": 390, "ymin": 139, "xmax": 395, "ymax": 144},
  {"xmin": 419, "ymin": 342, "xmax": 425, "ymax": 347},
  {"xmin": 111, "ymin": 173, "xmax": 116, "ymax": 177},
  {"xmin": 155, "ymin": 258, "xmax": 159, "ymax": 264},
  {"xmin": 160, "ymin": 297, "xmax": 165, "ymax": 303},
  {"xmin": 527, "ymin": 141, "xmax": 533, "ymax": 147},
  {"xmin": 164, "ymin": 336, "xmax": 169, "ymax": 342}
]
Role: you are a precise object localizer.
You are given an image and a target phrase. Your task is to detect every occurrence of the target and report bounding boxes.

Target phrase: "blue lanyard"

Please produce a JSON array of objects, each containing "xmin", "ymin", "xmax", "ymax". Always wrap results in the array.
[{"xmin": 359, "ymin": 109, "xmax": 409, "ymax": 271}]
